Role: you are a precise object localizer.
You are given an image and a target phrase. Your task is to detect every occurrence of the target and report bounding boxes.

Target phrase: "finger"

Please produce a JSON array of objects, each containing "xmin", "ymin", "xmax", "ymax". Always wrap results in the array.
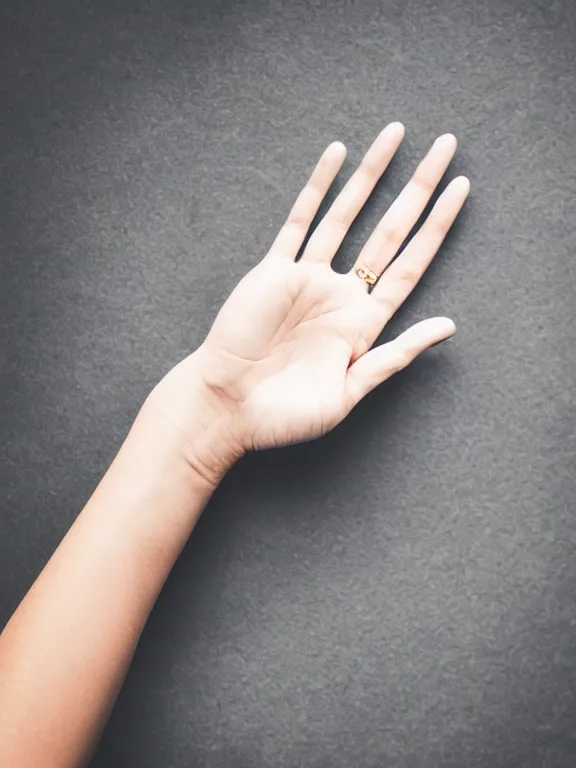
[
  {"xmin": 350, "ymin": 133, "xmax": 458, "ymax": 286},
  {"xmin": 372, "ymin": 176, "xmax": 470, "ymax": 318},
  {"xmin": 300, "ymin": 122, "xmax": 405, "ymax": 264},
  {"xmin": 266, "ymin": 141, "xmax": 347, "ymax": 261},
  {"xmin": 346, "ymin": 316, "xmax": 456, "ymax": 406}
]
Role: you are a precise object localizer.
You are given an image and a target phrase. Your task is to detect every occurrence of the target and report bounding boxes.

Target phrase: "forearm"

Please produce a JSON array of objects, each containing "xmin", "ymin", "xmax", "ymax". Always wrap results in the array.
[{"xmin": 0, "ymin": 390, "xmax": 233, "ymax": 767}]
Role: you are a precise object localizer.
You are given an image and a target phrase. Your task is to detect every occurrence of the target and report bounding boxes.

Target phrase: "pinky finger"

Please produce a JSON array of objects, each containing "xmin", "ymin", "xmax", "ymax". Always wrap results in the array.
[
  {"xmin": 346, "ymin": 316, "xmax": 456, "ymax": 405},
  {"xmin": 266, "ymin": 141, "xmax": 347, "ymax": 261}
]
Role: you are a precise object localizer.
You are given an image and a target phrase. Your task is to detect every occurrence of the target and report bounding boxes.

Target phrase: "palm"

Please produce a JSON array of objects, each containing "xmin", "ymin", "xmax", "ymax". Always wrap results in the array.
[
  {"xmin": 166, "ymin": 123, "xmax": 469, "ymax": 455},
  {"xmin": 201, "ymin": 256, "xmax": 383, "ymax": 448}
]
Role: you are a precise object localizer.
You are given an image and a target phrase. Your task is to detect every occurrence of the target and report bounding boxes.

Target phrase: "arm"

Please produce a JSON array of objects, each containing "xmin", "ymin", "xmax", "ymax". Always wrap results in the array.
[
  {"xmin": 0, "ymin": 388, "xmax": 238, "ymax": 767},
  {"xmin": 0, "ymin": 123, "xmax": 469, "ymax": 767}
]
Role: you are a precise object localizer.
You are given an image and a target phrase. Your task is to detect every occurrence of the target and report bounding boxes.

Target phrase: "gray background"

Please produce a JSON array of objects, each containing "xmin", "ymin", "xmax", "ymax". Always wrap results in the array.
[{"xmin": 1, "ymin": 0, "xmax": 576, "ymax": 765}]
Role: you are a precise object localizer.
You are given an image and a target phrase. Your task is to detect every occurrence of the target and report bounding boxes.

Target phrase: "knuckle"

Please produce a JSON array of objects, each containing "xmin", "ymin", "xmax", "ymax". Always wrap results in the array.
[
  {"xmin": 329, "ymin": 207, "xmax": 352, "ymax": 231},
  {"xmin": 358, "ymin": 161, "xmax": 381, "ymax": 183},
  {"xmin": 378, "ymin": 223, "xmax": 398, "ymax": 243},
  {"xmin": 374, "ymin": 221, "xmax": 399, "ymax": 250},
  {"xmin": 427, "ymin": 214, "xmax": 452, "ymax": 237},
  {"xmin": 412, "ymin": 171, "xmax": 436, "ymax": 196},
  {"xmin": 394, "ymin": 262, "xmax": 421, "ymax": 285},
  {"xmin": 285, "ymin": 215, "xmax": 308, "ymax": 231},
  {"xmin": 391, "ymin": 344, "xmax": 412, "ymax": 371},
  {"xmin": 286, "ymin": 204, "xmax": 310, "ymax": 230}
]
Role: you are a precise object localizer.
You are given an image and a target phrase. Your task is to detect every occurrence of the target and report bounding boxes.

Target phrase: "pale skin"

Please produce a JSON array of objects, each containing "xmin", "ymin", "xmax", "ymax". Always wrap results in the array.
[{"xmin": 0, "ymin": 123, "xmax": 469, "ymax": 767}]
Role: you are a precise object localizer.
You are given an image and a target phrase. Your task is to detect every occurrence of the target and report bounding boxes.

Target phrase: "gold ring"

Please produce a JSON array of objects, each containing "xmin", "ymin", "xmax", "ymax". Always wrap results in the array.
[{"xmin": 355, "ymin": 263, "xmax": 379, "ymax": 286}]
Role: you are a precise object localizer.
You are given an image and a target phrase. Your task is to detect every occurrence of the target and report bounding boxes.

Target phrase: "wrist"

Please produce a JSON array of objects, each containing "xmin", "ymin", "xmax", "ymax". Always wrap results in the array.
[{"xmin": 142, "ymin": 355, "xmax": 244, "ymax": 489}]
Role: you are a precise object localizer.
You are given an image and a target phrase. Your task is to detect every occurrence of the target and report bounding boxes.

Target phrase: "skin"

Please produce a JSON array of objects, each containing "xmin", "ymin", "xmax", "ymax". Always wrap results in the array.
[{"xmin": 0, "ymin": 122, "xmax": 470, "ymax": 767}]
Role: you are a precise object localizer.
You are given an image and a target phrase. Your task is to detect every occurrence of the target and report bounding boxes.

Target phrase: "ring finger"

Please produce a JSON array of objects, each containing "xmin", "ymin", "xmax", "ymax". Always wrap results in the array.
[{"xmin": 350, "ymin": 133, "xmax": 457, "ymax": 289}]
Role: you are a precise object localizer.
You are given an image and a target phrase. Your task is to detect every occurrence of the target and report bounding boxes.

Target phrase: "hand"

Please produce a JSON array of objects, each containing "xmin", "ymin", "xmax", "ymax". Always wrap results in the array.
[{"xmin": 150, "ymin": 123, "xmax": 469, "ymax": 477}]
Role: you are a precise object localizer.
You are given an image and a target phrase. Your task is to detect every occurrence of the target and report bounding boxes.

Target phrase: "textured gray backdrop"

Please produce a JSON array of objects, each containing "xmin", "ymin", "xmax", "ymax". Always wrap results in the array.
[{"xmin": 1, "ymin": 0, "xmax": 576, "ymax": 766}]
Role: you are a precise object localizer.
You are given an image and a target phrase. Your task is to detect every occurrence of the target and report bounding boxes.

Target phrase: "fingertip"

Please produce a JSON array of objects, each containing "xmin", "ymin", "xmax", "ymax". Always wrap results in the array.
[
  {"xmin": 444, "ymin": 175, "xmax": 470, "ymax": 201},
  {"xmin": 426, "ymin": 318, "xmax": 456, "ymax": 350},
  {"xmin": 436, "ymin": 132, "xmax": 458, "ymax": 150},
  {"xmin": 456, "ymin": 175, "xmax": 471, "ymax": 193},
  {"xmin": 432, "ymin": 316, "xmax": 457, "ymax": 338},
  {"xmin": 328, "ymin": 140, "xmax": 347, "ymax": 158},
  {"xmin": 384, "ymin": 121, "xmax": 406, "ymax": 138}
]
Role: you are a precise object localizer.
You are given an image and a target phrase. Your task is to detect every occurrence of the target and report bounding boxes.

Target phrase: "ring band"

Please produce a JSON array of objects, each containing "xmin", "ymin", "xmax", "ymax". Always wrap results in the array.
[{"xmin": 355, "ymin": 263, "xmax": 379, "ymax": 286}]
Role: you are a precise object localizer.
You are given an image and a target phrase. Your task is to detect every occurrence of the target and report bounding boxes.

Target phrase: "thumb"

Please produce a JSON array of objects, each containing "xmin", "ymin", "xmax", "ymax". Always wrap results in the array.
[{"xmin": 346, "ymin": 316, "xmax": 456, "ymax": 405}]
